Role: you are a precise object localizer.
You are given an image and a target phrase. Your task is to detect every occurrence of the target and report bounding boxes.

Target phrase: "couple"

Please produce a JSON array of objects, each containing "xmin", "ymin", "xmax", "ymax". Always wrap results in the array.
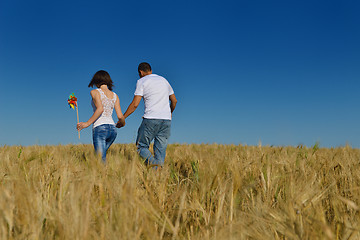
[{"xmin": 77, "ymin": 62, "xmax": 177, "ymax": 167}]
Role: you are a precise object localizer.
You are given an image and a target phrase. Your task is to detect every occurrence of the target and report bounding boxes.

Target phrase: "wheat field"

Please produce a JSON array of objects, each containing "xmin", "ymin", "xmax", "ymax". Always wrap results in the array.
[{"xmin": 0, "ymin": 144, "xmax": 360, "ymax": 239}]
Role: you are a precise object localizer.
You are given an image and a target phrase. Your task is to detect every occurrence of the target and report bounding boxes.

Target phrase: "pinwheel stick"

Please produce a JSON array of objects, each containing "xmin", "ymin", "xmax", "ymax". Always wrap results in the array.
[
  {"xmin": 76, "ymin": 104, "xmax": 80, "ymax": 139},
  {"xmin": 67, "ymin": 93, "xmax": 80, "ymax": 140}
]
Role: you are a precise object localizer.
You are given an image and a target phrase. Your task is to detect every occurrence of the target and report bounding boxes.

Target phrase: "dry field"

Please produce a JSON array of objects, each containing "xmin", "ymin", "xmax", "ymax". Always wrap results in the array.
[{"xmin": 0, "ymin": 144, "xmax": 360, "ymax": 240}]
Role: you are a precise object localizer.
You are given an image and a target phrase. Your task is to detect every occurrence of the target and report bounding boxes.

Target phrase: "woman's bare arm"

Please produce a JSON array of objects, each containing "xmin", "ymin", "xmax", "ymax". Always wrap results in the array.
[
  {"xmin": 114, "ymin": 94, "xmax": 125, "ymax": 128},
  {"xmin": 77, "ymin": 90, "xmax": 104, "ymax": 131}
]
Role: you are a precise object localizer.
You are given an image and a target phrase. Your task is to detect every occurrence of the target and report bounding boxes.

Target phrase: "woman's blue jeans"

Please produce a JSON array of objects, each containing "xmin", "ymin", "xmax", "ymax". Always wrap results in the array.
[
  {"xmin": 136, "ymin": 118, "xmax": 171, "ymax": 166},
  {"xmin": 92, "ymin": 124, "xmax": 117, "ymax": 162}
]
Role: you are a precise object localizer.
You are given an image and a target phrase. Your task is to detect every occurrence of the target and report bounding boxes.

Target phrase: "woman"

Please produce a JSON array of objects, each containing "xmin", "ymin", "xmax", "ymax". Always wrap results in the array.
[{"xmin": 77, "ymin": 70, "xmax": 125, "ymax": 162}]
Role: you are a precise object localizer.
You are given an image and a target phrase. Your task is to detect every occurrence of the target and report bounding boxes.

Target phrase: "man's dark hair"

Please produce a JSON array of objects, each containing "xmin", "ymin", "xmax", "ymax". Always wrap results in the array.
[
  {"xmin": 138, "ymin": 62, "xmax": 152, "ymax": 73},
  {"xmin": 88, "ymin": 70, "xmax": 114, "ymax": 90}
]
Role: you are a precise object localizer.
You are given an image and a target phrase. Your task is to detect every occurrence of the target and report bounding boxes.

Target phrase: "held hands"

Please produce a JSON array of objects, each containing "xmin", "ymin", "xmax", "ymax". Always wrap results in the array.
[
  {"xmin": 116, "ymin": 117, "xmax": 126, "ymax": 128},
  {"xmin": 77, "ymin": 122, "xmax": 90, "ymax": 131}
]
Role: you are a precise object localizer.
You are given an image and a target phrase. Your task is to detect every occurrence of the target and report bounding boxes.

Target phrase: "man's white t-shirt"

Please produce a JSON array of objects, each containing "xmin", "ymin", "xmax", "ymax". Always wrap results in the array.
[{"xmin": 134, "ymin": 74, "xmax": 174, "ymax": 120}]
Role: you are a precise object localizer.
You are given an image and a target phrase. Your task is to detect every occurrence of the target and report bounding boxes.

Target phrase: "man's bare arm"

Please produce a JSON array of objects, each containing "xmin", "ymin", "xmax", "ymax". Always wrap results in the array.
[
  {"xmin": 124, "ymin": 95, "xmax": 142, "ymax": 119},
  {"xmin": 169, "ymin": 94, "xmax": 177, "ymax": 113}
]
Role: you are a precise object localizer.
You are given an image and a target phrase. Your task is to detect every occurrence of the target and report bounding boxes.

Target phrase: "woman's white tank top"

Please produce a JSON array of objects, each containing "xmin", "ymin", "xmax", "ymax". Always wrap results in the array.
[{"xmin": 92, "ymin": 88, "xmax": 117, "ymax": 128}]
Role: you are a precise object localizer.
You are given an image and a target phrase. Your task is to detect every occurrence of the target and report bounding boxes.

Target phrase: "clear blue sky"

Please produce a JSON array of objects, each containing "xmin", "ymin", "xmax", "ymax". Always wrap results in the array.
[{"xmin": 1, "ymin": 0, "xmax": 359, "ymax": 147}]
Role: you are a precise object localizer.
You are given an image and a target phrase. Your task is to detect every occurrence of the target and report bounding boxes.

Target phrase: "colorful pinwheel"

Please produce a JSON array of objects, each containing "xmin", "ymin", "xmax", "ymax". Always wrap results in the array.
[
  {"xmin": 68, "ymin": 93, "xmax": 78, "ymax": 109},
  {"xmin": 67, "ymin": 93, "xmax": 80, "ymax": 139}
]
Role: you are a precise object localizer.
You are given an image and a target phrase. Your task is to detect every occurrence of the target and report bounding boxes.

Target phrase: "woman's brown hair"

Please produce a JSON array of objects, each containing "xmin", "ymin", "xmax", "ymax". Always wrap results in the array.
[{"xmin": 88, "ymin": 70, "xmax": 114, "ymax": 90}]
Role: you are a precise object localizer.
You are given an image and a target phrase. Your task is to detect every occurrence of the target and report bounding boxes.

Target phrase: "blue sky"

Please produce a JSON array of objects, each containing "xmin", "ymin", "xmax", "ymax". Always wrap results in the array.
[{"xmin": 1, "ymin": 0, "xmax": 359, "ymax": 147}]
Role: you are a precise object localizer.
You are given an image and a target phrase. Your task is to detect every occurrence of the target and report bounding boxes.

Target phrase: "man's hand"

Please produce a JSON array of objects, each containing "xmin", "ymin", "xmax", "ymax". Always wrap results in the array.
[{"xmin": 116, "ymin": 117, "xmax": 126, "ymax": 128}]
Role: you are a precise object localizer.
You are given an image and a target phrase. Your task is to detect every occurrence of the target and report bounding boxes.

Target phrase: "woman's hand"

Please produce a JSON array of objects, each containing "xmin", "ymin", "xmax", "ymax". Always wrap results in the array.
[{"xmin": 77, "ymin": 122, "xmax": 90, "ymax": 131}]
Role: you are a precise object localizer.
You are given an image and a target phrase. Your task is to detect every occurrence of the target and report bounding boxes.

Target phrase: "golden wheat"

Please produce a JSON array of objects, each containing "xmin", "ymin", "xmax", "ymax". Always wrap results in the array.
[{"xmin": 0, "ymin": 144, "xmax": 359, "ymax": 239}]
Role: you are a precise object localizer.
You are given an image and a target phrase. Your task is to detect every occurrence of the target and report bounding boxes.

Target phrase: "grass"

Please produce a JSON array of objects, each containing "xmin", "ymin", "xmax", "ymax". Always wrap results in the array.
[{"xmin": 0, "ymin": 144, "xmax": 360, "ymax": 239}]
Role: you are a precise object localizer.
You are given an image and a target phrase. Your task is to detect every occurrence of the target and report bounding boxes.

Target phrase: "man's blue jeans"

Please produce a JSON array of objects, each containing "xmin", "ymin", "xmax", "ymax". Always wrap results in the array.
[
  {"xmin": 136, "ymin": 118, "xmax": 171, "ymax": 166},
  {"xmin": 93, "ymin": 124, "xmax": 117, "ymax": 162}
]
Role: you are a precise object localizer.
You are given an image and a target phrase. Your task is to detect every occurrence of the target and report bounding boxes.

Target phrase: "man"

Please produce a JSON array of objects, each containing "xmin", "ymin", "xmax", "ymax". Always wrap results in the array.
[{"xmin": 118, "ymin": 62, "xmax": 177, "ymax": 167}]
